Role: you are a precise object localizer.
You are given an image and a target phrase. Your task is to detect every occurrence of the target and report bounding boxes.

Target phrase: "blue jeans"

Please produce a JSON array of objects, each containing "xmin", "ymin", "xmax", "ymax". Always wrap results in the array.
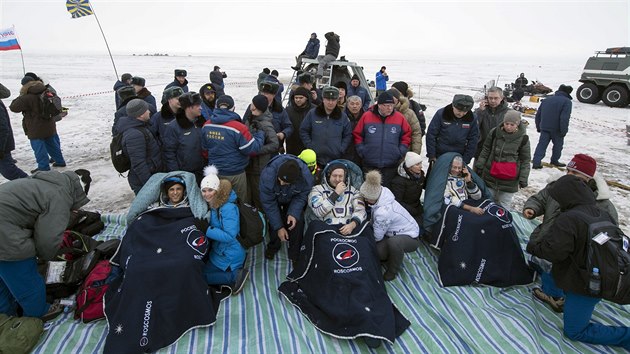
[
  {"xmin": 203, "ymin": 261, "xmax": 238, "ymax": 286},
  {"xmin": 0, "ymin": 257, "xmax": 49, "ymax": 318},
  {"xmin": 533, "ymin": 130, "xmax": 564, "ymax": 165},
  {"xmin": 0, "ymin": 151, "xmax": 27, "ymax": 180},
  {"xmin": 541, "ymin": 271, "xmax": 565, "ymax": 298},
  {"xmin": 30, "ymin": 135, "xmax": 66, "ymax": 170},
  {"xmin": 563, "ymin": 292, "xmax": 630, "ymax": 349}
]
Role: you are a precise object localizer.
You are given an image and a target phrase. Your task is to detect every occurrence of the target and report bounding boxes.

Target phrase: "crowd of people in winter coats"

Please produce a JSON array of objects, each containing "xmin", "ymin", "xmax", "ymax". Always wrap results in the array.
[{"xmin": 0, "ymin": 50, "xmax": 628, "ymax": 350}]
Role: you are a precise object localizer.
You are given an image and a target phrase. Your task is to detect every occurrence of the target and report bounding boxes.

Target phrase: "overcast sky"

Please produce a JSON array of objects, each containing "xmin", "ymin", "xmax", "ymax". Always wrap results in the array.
[{"xmin": 1, "ymin": 1, "xmax": 628, "ymax": 60}]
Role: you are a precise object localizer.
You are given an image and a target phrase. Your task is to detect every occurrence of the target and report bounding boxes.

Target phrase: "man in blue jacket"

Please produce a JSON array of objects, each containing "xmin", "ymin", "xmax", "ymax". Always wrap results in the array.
[
  {"xmin": 292, "ymin": 33, "xmax": 320, "ymax": 71},
  {"xmin": 532, "ymin": 85, "xmax": 573, "ymax": 169},
  {"xmin": 375, "ymin": 66, "xmax": 388, "ymax": 97},
  {"xmin": 201, "ymin": 95, "xmax": 264, "ymax": 202},
  {"xmin": 299, "ymin": 86, "xmax": 352, "ymax": 168},
  {"xmin": 347, "ymin": 74, "xmax": 371, "ymax": 111},
  {"xmin": 164, "ymin": 69, "xmax": 189, "ymax": 93},
  {"xmin": 260, "ymin": 155, "xmax": 314, "ymax": 262},
  {"xmin": 426, "ymin": 94, "xmax": 479, "ymax": 165}
]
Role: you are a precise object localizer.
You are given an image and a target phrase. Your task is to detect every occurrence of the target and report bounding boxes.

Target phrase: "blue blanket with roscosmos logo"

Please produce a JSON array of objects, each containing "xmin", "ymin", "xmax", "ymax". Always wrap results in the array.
[
  {"xmin": 431, "ymin": 199, "xmax": 535, "ymax": 287},
  {"xmin": 278, "ymin": 220, "xmax": 410, "ymax": 344},
  {"xmin": 103, "ymin": 207, "xmax": 230, "ymax": 354}
]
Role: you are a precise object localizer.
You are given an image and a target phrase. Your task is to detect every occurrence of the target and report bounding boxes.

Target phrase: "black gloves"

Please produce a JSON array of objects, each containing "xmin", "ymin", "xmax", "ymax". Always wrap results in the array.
[
  {"xmin": 519, "ymin": 181, "xmax": 528, "ymax": 188},
  {"xmin": 194, "ymin": 218, "xmax": 209, "ymax": 234}
]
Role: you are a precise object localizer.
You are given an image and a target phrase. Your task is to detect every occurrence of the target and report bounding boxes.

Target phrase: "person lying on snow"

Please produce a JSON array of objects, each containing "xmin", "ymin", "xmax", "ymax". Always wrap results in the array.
[{"xmin": 200, "ymin": 166, "xmax": 250, "ymax": 295}]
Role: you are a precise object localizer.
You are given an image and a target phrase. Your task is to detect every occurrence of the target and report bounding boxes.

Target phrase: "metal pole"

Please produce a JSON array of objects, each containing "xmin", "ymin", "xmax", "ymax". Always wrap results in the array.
[
  {"xmin": 12, "ymin": 25, "xmax": 26, "ymax": 75},
  {"xmin": 88, "ymin": 2, "xmax": 118, "ymax": 79}
]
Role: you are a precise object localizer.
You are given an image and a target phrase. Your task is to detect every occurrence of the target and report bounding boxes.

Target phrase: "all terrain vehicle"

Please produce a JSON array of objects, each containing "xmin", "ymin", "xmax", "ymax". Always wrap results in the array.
[{"xmin": 576, "ymin": 47, "xmax": 630, "ymax": 107}]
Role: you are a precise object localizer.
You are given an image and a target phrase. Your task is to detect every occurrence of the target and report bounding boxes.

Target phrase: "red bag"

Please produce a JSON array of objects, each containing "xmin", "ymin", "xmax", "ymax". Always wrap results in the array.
[
  {"xmin": 489, "ymin": 161, "xmax": 518, "ymax": 180},
  {"xmin": 74, "ymin": 260, "xmax": 112, "ymax": 323}
]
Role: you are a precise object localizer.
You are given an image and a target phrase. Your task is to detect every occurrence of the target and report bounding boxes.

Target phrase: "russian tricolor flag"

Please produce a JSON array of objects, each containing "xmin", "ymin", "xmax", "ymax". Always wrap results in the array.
[{"xmin": 0, "ymin": 26, "xmax": 21, "ymax": 51}]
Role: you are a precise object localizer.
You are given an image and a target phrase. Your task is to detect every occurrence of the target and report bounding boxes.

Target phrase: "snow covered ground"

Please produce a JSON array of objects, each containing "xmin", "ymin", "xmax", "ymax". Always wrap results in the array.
[{"xmin": 1, "ymin": 53, "xmax": 629, "ymax": 230}]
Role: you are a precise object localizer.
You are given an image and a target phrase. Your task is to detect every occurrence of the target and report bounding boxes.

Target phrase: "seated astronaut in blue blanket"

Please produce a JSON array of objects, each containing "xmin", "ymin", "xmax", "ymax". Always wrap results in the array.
[
  {"xmin": 148, "ymin": 176, "xmax": 189, "ymax": 209},
  {"xmin": 308, "ymin": 161, "xmax": 366, "ymax": 235},
  {"xmin": 444, "ymin": 155, "xmax": 484, "ymax": 215}
]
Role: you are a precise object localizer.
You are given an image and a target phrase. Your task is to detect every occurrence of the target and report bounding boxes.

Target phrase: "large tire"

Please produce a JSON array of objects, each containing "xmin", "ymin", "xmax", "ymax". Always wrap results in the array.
[
  {"xmin": 576, "ymin": 83, "xmax": 600, "ymax": 104},
  {"xmin": 601, "ymin": 85, "xmax": 629, "ymax": 107}
]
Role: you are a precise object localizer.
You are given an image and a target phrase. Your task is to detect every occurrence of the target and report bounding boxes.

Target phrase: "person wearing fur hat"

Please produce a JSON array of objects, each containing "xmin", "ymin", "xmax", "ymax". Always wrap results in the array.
[
  {"xmin": 474, "ymin": 87, "xmax": 511, "ymax": 159},
  {"xmin": 209, "ymin": 66, "xmax": 227, "ymax": 97},
  {"xmin": 353, "ymin": 91, "xmax": 412, "ymax": 188},
  {"xmin": 426, "ymin": 94, "xmax": 479, "ymax": 165},
  {"xmin": 360, "ymin": 170, "xmax": 420, "ymax": 281},
  {"xmin": 243, "ymin": 95, "xmax": 280, "ymax": 210},
  {"xmin": 113, "ymin": 72, "xmax": 133, "ymax": 108},
  {"xmin": 300, "ymin": 86, "xmax": 353, "ymax": 168},
  {"xmin": 201, "ymin": 95, "xmax": 264, "ymax": 202},
  {"xmin": 10, "ymin": 79, "xmax": 67, "ymax": 173},
  {"xmin": 392, "ymin": 81, "xmax": 427, "ymax": 136},
  {"xmin": 308, "ymin": 160, "xmax": 366, "ymax": 234},
  {"xmin": 523, "ymin": 153, "xmax": 618, "ymax": 312},
  {"xmin": 532, "ymin": 84, "xmax": 573, "ymax": 169},
  {"xmin": 115, "ymin": 99, "xmax": 164, "ymax": 194},
  {"xmin": 333, "ymin": 81, "xmax": 347, "ymax": 109},
  {"xmin": 199, "ymin": 83, "xmax": 218, "ymax": 120},
  {"xmin": 161, "ymin": 92, "xmax": 206, "ymax": 182},
  {"xmin": 164, "ymin": 69, "xmax": 189, "ymax": 93},
  {"xmin": 113, "ymin": 86, "xmax": 139, "ymax": 135},
  {"xmin": 347, "ymin": 74, "xmax": 371, "ymax": 111},
  {"xmin": 315, "ymin": 32, "xmax": 340, "ymax": 79},
  {"xmin": 391, "ymin": 152, "xmax": 425, "ymax": 224},
  {"xmin": 259, "ymin": 155, "xmax": 314, "ymax": 261},
  {"xmin": 148, "ymin": 86, "xmax": 183, "ymax": 144},
  {"xmin": 0, "ymin": 83, "xmax": 27, "ymax": 180},
  {"xmin": 285, "ymin": 87, "xmax": 316, "ymax": 156},
  {"xmin": 130, "ymin": 76, "xmax": 157, "ymax": 115},
  {"xmin": 375, "ymin": 66, "xmax": 389, "ymax": 97},
  {"xmin": 388, "ymin": 87, "xmax": 422, "ymax": 155},
  {"xmin": 526, "ymin": 175, "xmax": 630, "ymax": 350},
  {"xmin": 200, "ymin": 166, "xmax": 249, "ymax": 295},
  {"xmin": 474, "ymin": 110, "xmax": 531, "ymax": 207}
]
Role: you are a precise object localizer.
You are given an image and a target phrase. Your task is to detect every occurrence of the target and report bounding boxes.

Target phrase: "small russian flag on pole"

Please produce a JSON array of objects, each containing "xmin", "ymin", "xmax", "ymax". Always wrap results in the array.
[{"xmin": 0, "ymin": 26, "xmax": 21, "ymax": 51}]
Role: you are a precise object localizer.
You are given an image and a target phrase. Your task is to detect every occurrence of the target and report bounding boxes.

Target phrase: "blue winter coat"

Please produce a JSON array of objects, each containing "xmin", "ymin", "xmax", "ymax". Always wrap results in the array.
[
  {"xmin": 115, "ymin": 117, "xmax": 163, "ymax": 193},
  {"xmin": 269, "ymin": 99, "xmax": 293, "ymax": 138},
  {"xmin": 207, "ymin": 189, "xmax": 246, "ymax": 271},
  {"xmin": 535, "ymin": 91, "xmax": 572, "ymax": 136},
  {"xmin": 201, "ymin": 101, "xmax": 214, "ymax": 121},
  {"xmin": 426, "ymin": 104, "xmax": 479, "ymax": 164},
  {"xmin": 299, "ymin": 104, "xmax": 352, "ymax": 166},
  {"xmin": 136, "ymin": 88, "xmax": 157, "ymax": 115},
  {"xmin": 346, "ymin": 84, "xmax": 372, "ymax": 111},
  {"xmin": 375, "ymin": 71, "xmax": 388, "ymax": 91},
  {"xmin": 164, "ymin": 79, "xmax": 189, "ymax": 93},
  {"xmin": 304, "ymin": 38, "xmax": 320, "ymax": 58},
  {"xmin": 0, "ymin": 100, "xmax": 16, "ymax": 154},
  {"xmin": 201, "ymin": 108, "xmax": 264, "ymax": 175},
  {"xmin": 161, "ymin": 112, "xmax": 205, "ymax": 176},
  {"xmin": 149, "ymin": 104, "xmax": 177, "ymax": 144},
  {"xmin": 259, "ymin": 155, "xmax": 314, "ymax": 231}
]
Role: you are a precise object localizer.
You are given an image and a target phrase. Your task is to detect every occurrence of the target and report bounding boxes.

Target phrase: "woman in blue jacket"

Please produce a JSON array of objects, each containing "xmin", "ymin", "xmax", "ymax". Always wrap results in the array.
[{"xmin": 201, "ymin": 166, "xmax": 249, "ymax": 295}]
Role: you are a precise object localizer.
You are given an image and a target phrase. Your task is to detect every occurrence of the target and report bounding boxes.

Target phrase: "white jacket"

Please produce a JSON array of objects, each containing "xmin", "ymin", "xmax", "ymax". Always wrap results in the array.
[{"xmin": 371, "ymin": 187, "xmax": 419, "ymax": 242}]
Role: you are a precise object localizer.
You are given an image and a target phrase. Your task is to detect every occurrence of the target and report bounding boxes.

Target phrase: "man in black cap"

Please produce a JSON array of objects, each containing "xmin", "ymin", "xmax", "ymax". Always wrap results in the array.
[
  {"xmin": 209, "ymin": 66, "xmax": 227, "ymax": 97},
  {"xmin": 113, "ymin": 73, "xmax": 132, "ymax": 108},
  {"xmin": 292, "ymin": 32, "xmax": 320, "ymax": 71},
  {"xmin": 347, "ymin": 74, "xmax": 371, "ymax": 111},
  {"xmin": 532, "ymin": 84, "xmax": 573, "ymax": 169},
  {"xmin": 426, "ymin": 94, "xmax": 479, "ymax": 164},
  {"xmin": 259, "ymin": 155, "xmax": 314, "ymax": 261},
  {"xmin": 164, "ymin": 69, "xmax": 189, "ymax": 93}
]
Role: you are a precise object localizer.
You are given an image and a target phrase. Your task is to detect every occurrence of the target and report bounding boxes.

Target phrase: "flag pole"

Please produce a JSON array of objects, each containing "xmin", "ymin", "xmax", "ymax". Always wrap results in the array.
[
  {"xmin": 87, "ymin": 2, "xmax": 118, "ymax": 79},
  {"xmin": 11, "ymin": 25, "xmax": 26, "ymax": 75}
]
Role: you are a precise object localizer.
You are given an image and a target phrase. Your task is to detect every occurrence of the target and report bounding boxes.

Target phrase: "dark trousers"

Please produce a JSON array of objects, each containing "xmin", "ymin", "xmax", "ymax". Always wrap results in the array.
[
  {"xmin": 533, "ymin": 130, "xmax": 564, "ymax": 165},
  {"xmin": 0, "ymin": 152, "xmax": 27, "ymax": 180},
  {"xmin": 0, "ymin": 257, "xmax": 49, "ymax": 318},
  {"xmin": 266, "ymin": 206, "xmax": 305, "ymax": 262}
]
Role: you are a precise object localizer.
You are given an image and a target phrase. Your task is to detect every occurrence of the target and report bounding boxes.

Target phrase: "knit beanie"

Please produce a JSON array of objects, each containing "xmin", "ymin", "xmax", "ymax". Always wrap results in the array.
[
  {"xmin": 503, "ymin": 110, "xmax": 521, "ymax": 125},
  {"xmin": 333, "ymin": 81, "xmax": 347, "ymax": 91},
  {"xmin": 404, "ymin": 152, "xmax": 423, "ymax": 168},
  {"xmin": 200, "ymin": 165, "xmax": 220, "ymax": 190},
  {"xmin": 360, "ymin": 170, "xmax": 382, "ymax": 201},
  {"xmin": 558, "ymin": 84, "xmax": 573, "ymax": 95},
  {"xmin": 252, "ymin": 94, "xmax": 268, "ymax": 112},
  {"xmin": 216, "ymin": 95, "xmax": 234, "ymax": 110},
  {"xmin": 277, "ymin": 159, "xmax": 301, "ymax": 184},
  {"xmin": 126, "ymin": 99, "xmax": 149, "ymax": 118},
  {"xmin": 386, "ymin": 88, "xmax": 401, "ymax": 101},
  {"xmin": 567, "ymin": 154, "xmax": 597, "ymax": 179},
  {"xmin": 377, "ymin": 92, "xmax": 394, "ymax": 105},
  {"xmin": 392, "ymin": 81, "xmax": 409, "ymax": 97},
  {"xmin": 293, "ymin": 87, "xmax": 310, "ymax": 98},
  {"xmin": 351, "ymin": 74, "xmax": 360, "ymax": 82}
]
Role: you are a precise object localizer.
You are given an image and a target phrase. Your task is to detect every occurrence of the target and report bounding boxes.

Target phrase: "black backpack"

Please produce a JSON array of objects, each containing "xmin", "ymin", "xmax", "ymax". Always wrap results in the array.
[
  {"xmin": 574, "ymin": 210, "xmax": 630, "ymax": 305},
  {"xmin": 39, "ymin": 89, "xmax": 62, "ymax": 120},
  {"xmin": 110, "ymin": 127, "xmax": 151, "ymax": 173},
  {"xmin": 235, "ymin": 200, "xmax": 267, "ymax": 248}
]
